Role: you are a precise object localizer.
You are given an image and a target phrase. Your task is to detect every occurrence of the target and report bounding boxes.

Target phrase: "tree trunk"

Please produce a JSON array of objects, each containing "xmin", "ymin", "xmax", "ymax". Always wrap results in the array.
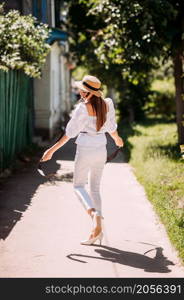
[
  {"xmin": 107, "ymin": 87, "xmax": 115, "ymax": 100},
  {"xmin": 128, "ymin": 105, "xmax": 135, "ymax": 123},
  {"xmin": 173, "ymin": 47, "xmax": 184, "ymax": 145}
]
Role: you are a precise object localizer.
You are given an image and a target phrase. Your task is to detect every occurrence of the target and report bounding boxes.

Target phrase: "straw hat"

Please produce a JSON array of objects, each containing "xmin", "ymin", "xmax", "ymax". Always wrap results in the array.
[{"xmin": 75, "ymin": 75, "xmax": 103, "ymax": 97}]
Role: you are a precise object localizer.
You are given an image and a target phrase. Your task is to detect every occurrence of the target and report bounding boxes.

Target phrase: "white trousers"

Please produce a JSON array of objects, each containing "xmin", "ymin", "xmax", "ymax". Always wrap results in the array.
[{"xmin": 73, "ymin": 144, "xmax": 107, "ymax": 216}]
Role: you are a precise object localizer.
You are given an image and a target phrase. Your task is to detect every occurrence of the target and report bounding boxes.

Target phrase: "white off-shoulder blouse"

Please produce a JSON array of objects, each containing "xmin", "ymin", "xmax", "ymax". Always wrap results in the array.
[{"xmin": 65, "ymin": 98, "xmax": 118, "ymax": 147}]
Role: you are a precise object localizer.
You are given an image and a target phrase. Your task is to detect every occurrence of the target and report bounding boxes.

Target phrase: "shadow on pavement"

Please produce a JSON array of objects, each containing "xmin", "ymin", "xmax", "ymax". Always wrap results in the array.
[
  {"xmin": 0, "ymin": 166, "xmax": 44, "ymax": 240},
  {"xmin": 0, "ymin": 139, "xmax": 75, "ymax": 240},
  {"xmin": 0, "ymin": 135, "xmax": 124, "ymax": 240},
  {"xmin": 67, "ymin": 245, "xmax": 174, "ymax": 273}
]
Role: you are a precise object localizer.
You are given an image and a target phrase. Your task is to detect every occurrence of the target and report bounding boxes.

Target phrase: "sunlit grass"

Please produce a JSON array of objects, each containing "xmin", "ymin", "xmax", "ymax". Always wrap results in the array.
[
  {"xmin": 121, "ymin": 118, "xmax": 184, "ymax": 262},
  {"xmin": 151, "ymin": 78, "xmax": 175, "ymax": 94}
]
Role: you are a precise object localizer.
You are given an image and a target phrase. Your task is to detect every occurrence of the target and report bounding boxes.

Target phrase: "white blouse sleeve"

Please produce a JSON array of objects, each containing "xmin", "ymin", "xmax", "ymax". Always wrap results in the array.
[
  {"xmin": 65, "ymin": 103, "xmax": 88, "ymax": 138},
  {"xmin": 106, "ymin": 98, "xmax": 118, "ymax": 133}
]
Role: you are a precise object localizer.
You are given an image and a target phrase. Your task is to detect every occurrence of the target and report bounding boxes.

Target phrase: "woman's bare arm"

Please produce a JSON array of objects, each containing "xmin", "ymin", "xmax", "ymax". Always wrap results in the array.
[
  {"xmin": 40, "ymin": 134, "xmax": 70, "ymax": 161},
  {"xmin": 109, "ymin": 130, "xmax": 124, "ymax": 147}
]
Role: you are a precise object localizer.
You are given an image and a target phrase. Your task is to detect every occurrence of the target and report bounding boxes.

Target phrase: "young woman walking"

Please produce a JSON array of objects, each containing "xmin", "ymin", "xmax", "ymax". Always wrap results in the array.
[{"xmin": 40, "ymin": 75, "xmax": 124, "ymax": 245}]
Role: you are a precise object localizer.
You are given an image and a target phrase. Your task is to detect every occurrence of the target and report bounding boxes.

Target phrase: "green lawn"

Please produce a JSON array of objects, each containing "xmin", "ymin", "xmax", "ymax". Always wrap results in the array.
[{"xmin": 119, "ymin": 117, "xmax": 184, "ymax": 262}]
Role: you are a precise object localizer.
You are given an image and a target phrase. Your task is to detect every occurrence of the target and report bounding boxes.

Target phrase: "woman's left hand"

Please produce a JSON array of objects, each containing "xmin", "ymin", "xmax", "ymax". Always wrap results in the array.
[{"xmin": 40, "ymin": 150, "xmax": 53, "ymax": 162}]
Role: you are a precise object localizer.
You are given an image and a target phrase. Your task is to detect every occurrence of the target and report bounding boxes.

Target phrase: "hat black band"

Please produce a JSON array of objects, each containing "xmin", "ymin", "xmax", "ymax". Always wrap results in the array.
[{"xmin": 82, "ymin": 81, "xmax": 100, "ymax": 91}]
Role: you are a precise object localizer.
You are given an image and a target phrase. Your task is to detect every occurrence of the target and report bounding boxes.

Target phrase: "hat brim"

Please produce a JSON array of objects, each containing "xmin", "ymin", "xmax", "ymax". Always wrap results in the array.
[{"xmin": 75, "ymin": 81, "xmax": 103, "ymax": 97}]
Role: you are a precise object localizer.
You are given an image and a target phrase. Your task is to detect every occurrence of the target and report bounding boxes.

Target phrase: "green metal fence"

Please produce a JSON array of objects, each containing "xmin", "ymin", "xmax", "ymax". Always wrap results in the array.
[{"xmin": 0, "ymin": 70, "xmax": 33, "ymax": 171}]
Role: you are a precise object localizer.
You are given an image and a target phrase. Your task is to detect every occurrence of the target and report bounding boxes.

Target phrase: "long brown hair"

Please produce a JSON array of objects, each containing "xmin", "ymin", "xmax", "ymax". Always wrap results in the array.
[{"xmin": 89, "ymin": 95, "xmax": 107, "ymax": 131}]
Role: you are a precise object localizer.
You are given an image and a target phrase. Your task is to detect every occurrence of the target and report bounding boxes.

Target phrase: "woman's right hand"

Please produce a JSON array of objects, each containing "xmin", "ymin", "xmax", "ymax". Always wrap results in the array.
[
  {"xmin": 40, "ymin": 149, "xmax": 53, "ymax": 162},
  {"xmin": 115, "ymin": 136, "xmax": 124, "ymax": 147}
]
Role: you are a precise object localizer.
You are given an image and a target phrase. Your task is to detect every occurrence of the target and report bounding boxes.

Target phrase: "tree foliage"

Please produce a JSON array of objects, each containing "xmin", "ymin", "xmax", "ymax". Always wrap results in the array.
[
  {"xmin": 68, "ymin": 0, "xmax": 184, "ymax": 142},
  {"xmin": 68, "ymin": 0, "xmax": 152, "ymax": 121},
  {"xmin": 0, "ymin": 3, "xmax": 51, "ymax": 78}
]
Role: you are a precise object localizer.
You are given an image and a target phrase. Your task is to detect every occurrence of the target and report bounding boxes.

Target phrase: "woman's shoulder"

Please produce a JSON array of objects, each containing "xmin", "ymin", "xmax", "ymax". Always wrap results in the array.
[
  {"xmin": 104, "ymin": 97, "xmax": 113, "ymax": 104},
  {"xmin": 72, "ymin": 101, "xmax": 88, "ymax": 116},
  {"xmin": 73, "ymin": 100, "xmax": 86, "ymax": 109},
  {"xmin": 104, "ymin": 98, "xmax": 115, "ymax": 112},
  {"xmin": 78, "ymin": 101, "xmax": 89, "ymax": 112}
]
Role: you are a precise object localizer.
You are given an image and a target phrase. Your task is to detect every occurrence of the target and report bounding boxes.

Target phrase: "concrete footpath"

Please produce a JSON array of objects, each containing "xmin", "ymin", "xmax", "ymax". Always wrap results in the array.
[{"xmin": 0, "ymin": 136, "xmax": 184, "ymax": 278}]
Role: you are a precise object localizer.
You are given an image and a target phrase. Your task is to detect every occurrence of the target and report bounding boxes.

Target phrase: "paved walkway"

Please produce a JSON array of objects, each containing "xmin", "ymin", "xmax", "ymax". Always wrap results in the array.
[{"xmin": 0, "ymin": 136, "xmax": 184, "ymax": 278}]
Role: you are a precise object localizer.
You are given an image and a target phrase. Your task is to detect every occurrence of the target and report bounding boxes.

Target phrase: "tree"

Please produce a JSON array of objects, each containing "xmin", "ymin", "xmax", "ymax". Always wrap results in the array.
[
  {"xmin": 67, "ymin": 0, "xmax": 152, "ymax": 122},
  {"xmin": 80, "ymin": 0, "xmax": 184, "ymax": 144},
  {"xmin": 0, "ymin": 3, "xmax": 50, "ymax": 78},
  {"xmin": 68, "ymin": 0, "xmax": 184, "ymax": 143}
]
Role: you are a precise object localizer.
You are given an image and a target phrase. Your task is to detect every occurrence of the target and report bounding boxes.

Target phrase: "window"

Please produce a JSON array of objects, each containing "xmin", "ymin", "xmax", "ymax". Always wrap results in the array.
[{"xmin": 32, "ymin": 0, "xmax": 48, "ymax": 24}]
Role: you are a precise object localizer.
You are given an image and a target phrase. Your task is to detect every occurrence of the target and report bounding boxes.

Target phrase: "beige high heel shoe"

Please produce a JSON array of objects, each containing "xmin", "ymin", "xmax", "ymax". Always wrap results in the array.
[
  {"xmin": 81, "ymin": 211, "xmax": 104, "ymax": 245},
  {"xmin": 80, "ymin": 231, "xmax": 103, "ymax": 245}
]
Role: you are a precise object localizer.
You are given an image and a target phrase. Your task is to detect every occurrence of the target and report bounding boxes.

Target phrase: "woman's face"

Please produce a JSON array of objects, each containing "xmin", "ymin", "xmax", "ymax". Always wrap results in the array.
[
  {"xmin": 79, "ymin": 90, "xmax": 93, "ymax": 103},
  {"xmin": 79, "ymin": 89, "xmax": 89, "ymax": 99}
]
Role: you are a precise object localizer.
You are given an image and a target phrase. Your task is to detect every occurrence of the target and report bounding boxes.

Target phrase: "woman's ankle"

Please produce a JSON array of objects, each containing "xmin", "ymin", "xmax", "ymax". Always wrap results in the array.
[
  {"xmin": 93, "ymin": 225, "xmax": 102, "ymax": 236},
  {"xmin": 93, "ymin": 215, "xmax": 102, "ymax": 229},
  {"xmin": 87, "ymin": 208, "xmax": 96, "ymax": 217}
]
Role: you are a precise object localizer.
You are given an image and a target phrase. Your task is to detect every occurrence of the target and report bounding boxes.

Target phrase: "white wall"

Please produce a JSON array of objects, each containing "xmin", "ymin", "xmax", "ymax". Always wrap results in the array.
[
  {"xmin": 50, "ymin": 42, "xmax": 61, "ymax": 138},
  {"xmin": 34, "ymin": 52, "xmax": 51, "ymax": 130},
  {"xmin": 34, "ymin": 41, "xmax": 71, "ymax": 140}
]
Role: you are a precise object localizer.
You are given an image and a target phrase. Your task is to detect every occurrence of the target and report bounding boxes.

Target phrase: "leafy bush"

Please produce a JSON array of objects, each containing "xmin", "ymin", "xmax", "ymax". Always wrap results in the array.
[
  {"xmin": 0, "ymin": 3, "xmax": 51, "ymax": 78},
  {"xmin": 144, "ymin": 90, "xmax": 176, "ymax": 118},
  {"xmin": 117, "ymin": 80, "xmax": 150, "ymax": 122},
  {"xmin": 144, "ymin": 77, "xmax": 176, "ymax": 118}
]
